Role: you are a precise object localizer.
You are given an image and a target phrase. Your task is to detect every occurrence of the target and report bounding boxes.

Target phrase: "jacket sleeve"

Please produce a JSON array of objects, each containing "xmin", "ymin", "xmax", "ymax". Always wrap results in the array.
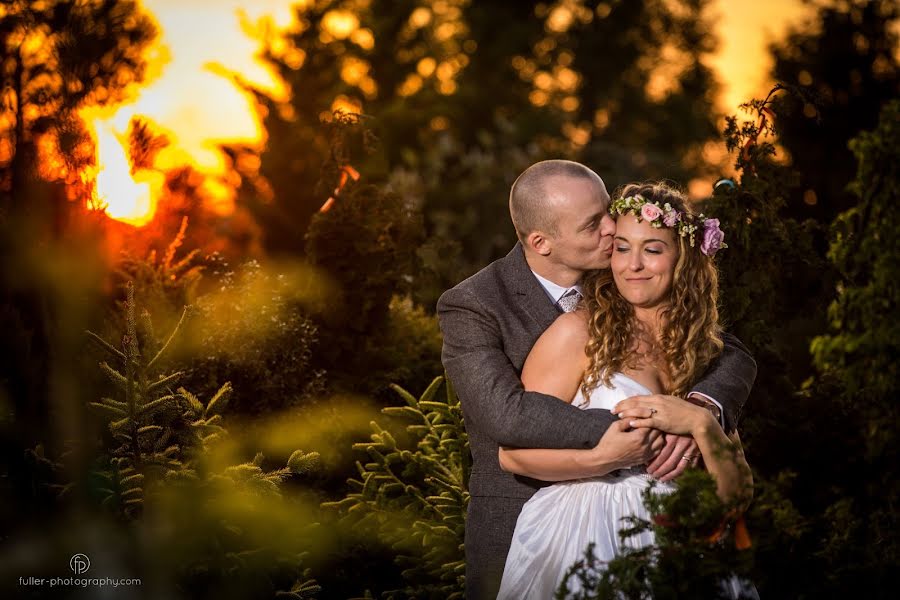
[
  {"xmin": 437, "ymin": 285, "xmax": 615, "ymax": 449},
  {"xmin": 691, "ymin": 332, "xmax": 757, "ymax": 432}
]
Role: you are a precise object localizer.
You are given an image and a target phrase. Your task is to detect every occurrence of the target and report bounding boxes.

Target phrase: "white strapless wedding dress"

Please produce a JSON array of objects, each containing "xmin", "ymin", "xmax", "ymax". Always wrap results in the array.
[{"xmin": 497, "ymin": 373, "xmax": 757, "ymax": 599}]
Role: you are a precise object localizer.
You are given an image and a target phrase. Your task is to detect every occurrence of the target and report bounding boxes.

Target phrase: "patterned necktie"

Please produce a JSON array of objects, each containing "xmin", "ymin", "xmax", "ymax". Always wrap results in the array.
[{"xmin": 557, "ymin": 289, "xmax": 582, "ymax": 313}]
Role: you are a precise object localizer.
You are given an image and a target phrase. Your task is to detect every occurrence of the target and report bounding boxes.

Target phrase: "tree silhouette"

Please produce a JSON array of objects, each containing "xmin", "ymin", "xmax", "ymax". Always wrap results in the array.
[
  {"xmin": 770, "ymin": 0, "xmax": 899, "ymax": 224},
  {"xmin": 0, "ymin": 0, "xmax": 159, "ymax": 214},
  {"xmin": 0, "ymin": 0, "xmax": 159, "ymax": 496},
  {"xmin": 225, "ymin": 0, "xmax": 723, "ymax": 288}
]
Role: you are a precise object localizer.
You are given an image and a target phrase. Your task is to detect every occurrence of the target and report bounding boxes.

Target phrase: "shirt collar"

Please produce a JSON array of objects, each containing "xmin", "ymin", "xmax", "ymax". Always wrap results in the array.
[{"xmin": 531, "ymin": 270, "xmax": 583, "ymax": 304}]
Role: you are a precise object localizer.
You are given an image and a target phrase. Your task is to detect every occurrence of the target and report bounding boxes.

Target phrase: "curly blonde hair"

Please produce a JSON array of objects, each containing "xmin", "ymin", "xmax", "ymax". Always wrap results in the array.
[{"xmin": 581, "ymin": 182, "xmax": 724, "ymax": 398}]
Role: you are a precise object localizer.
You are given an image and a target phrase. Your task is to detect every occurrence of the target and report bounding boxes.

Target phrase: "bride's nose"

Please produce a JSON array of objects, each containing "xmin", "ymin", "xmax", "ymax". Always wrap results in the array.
[{"xmin": 628, "ymin": 252, "xmax": 644, "ymax": 271}]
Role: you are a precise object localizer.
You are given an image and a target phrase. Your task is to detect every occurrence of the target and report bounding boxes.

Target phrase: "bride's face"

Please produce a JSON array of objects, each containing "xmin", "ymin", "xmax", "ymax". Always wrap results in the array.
[{"xmin": 611, "ymin": 214, "xmax": 678, "ymax": 309}]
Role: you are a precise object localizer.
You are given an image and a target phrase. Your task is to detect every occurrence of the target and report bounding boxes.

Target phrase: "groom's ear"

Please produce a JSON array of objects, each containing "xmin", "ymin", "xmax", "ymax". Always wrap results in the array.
[{"xmin": 527, "ymin": 231, "xmax": 552, "ymax": 256}]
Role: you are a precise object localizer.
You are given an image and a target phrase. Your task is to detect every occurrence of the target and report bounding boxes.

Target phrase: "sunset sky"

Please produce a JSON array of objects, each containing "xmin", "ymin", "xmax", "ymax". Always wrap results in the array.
[{"xmin": 113, "ymin": 0, "xmax": 814, "ymax": 175}]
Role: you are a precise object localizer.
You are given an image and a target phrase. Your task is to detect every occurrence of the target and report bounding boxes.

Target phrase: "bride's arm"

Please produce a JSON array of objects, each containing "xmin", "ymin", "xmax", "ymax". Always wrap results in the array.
[
  {"xmin": 612, "ymin": 396, "xmax": 753, "ymax": 507},
  {"xmin": 498, "ymin": 312, "xmax": 662, "ymax": 481}
]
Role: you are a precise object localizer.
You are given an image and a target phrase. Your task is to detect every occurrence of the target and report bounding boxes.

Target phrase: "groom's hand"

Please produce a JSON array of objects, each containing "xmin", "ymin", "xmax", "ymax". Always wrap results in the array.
[
  {"xmin": 593, "ymin": 420, "xmax": 666, "ymax": 472},
  {"xmin": 647, "ymin": 434, "xmax": 699, "ymax": 481}
]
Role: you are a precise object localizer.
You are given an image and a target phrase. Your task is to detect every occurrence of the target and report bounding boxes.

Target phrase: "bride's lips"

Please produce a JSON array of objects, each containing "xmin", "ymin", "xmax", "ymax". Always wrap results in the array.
[{"xmin": 624, "ymin": 277, "xmax": 653, "ymax": 282}]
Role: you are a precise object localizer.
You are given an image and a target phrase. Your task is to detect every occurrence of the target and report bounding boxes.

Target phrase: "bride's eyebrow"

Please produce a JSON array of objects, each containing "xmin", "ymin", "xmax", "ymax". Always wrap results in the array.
[{"xmin": 614, "ymin": 236, "xmax": 669, "ymax": 246}]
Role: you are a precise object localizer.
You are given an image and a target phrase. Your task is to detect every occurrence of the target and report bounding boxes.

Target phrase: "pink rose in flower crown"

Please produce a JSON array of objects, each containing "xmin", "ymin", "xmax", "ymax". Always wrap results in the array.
[
  {"xmin": 701, "ymin": 218, "xmax": 725, "ymax": 256},
  {"xmin": 640, "ymin": 203, "xmax": 663, "ymax": 222}
]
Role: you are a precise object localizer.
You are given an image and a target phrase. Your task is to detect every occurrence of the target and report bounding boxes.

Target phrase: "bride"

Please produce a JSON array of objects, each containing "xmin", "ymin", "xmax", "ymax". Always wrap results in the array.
[{"xmin": 496, "ymin": 182, "xmax": 754, "ymax": 598}]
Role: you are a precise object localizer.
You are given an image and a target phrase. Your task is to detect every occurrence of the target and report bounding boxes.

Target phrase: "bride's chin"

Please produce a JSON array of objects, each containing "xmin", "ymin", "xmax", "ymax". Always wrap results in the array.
[{"xmin": 623, "ymin": 297, "xmax": 668, "ymax": 311}]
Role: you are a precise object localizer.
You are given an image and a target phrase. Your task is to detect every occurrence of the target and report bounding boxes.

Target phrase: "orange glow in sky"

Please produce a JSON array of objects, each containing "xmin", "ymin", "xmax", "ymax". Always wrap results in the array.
[
  {"xmin": 90, "ymin": 0, "xmax": 812, "ymax": 224},
  {"xmin": 108, "ymin": 1, "xmax": 296, "ymax": 175},
  {"xmin": 709, "ymin": 0, "xmax": 813, "ymax": 111},
  {"xmin": 130, "ymin": 0, "xmax": 810, "ymax": 166}
]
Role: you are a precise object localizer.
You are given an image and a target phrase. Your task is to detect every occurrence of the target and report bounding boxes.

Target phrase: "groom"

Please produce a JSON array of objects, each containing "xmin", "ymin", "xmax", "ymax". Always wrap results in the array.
[{"xmin": 437, "ymin": 160, "xmax": 757, "ymax": 599}]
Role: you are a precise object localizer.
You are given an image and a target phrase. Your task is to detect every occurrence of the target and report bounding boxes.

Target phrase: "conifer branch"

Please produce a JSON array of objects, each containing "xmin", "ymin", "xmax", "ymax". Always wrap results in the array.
[
  {"xmin": 147, "ymin": 372, "xmax": 183, "ymax": 393},
  {"xmin": 178, "ymin": 387, "xmax": 204, "ymax": 415},
  {"xmin": 163, "ymin": 216, "xmax": 188, "ymax": 271},
  {"xmin": 137, "ymin": 394, "xmax": 177, "ymax": 419},
  {"xmin": 148, "ymin": 305, "xmax": 189, "ymax": 368},
  {"xmin": 85, "ymin": 330, "xmax": 126, "ymax": 361},
  {"xmin": 205, "ymin": 382, "xmax": 233, "ymax": 417},
  {"xmin": 99, "ymin": 362, "xmax": 128, "ymax": 389},
  {"xmin": 87, "ymin": 402, "xmax": 127, "ymax": 419},
  {"xmin": 170, "ymin": 248, "xmax": 201, "ymax": 275}
]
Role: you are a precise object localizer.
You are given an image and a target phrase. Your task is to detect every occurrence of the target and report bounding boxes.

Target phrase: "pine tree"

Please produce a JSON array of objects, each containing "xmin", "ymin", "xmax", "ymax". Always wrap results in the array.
[
  {"xmin": 806, "ymin": 98, "xmax": 900, "ymax": 594},
  {"xmin": 324, "ymin": 376, "xmax": 469, "ymax": 598},
  {"xmin": 83, "ymin": 281, "xmax": 324, "ymax": 596},
  {"xmin": 0, "ymin": 0, "xmax": 158, "ymax": 208},
  {"xmin": 770, "ymin": 0, "xmax": 899, "ymax": 223},
  {"xmin": 224, "ymin": 0, "xmax": 724, "ymax": 289}
]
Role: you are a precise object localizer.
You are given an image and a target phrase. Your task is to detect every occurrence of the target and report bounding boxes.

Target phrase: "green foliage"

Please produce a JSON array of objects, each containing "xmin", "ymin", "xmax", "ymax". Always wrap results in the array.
[
  {"xmin": 805, "ymin": 99, "xmax": 900, "ymax": 590},
  {"xmin": 769, "ymin": 0, "xmax": 899, "ymax": 223},
  {"xmin": 324, "ymin": 376, "xmax": 469, "ymax": 598},
  {"xmin": 184, "ymin": 258, "xmax": 326, "ymax": 415},
  {"xmin": 80, "ymin": 282, "xmax": 324, "ymax": 597},
  {"xmin": 305, "ymin": 181, "xmax": 423, "ymax": 332},
  {"xmin": 811, "ymin": 99, "xmax": 900, "ymax": 410},
  {"xmin": 711, "ymin": 86, "xmax": 835, "ymax": 438},
  {"xmin": 557, "ymin": 471, "xmax": 755, "ymax": 600},
  {"xmin": 301, "ymin": 113, "xmax": 443, "ymax": 399},
  {"xmin": 115, "ymin": 221, "xmax": 326, "ymax": 415},
  {"xmin": 86, "ymin": 283, "xmax": 204, "ymax": 497},
  {"xmin": 377, "ymin": 297, "xmax": 445, "ymax": 397},
  {"xmin": 387, "ymin": 122, "xmax": 541, "ymax": 301},
  {"xmin": 114, "ymin": 215, "xmax": 205, "ymax": 332},
  {"xmin": 226, "ymin": 0, "xmax": 725, "ymax": 285}
]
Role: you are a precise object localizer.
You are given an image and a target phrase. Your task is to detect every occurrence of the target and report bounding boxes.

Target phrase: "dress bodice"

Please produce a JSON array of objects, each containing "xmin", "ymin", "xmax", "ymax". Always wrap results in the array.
[{"xmin": 572, "ymin": 372, "xmax": 653, "ymax": 410}]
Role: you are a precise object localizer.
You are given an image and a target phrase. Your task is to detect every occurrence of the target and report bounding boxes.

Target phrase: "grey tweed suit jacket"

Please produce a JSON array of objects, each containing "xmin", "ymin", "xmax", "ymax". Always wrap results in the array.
[{"xmin": 437, "ymin": 243, "xmax": 756, "ymax": 599}]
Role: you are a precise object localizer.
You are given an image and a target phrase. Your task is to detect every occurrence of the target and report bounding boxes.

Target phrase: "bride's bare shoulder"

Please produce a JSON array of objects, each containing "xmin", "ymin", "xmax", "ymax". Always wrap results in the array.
[
  {"xmin": 524, "ymin": 309, "xmax": 591, "ymax": 396},
  {"xmin": 543, "ymin": 309, "xmax": 591, "ymax": 347}
]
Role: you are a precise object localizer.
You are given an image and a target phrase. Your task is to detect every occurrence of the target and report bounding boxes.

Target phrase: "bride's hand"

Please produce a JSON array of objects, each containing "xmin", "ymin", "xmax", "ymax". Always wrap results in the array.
[
  {"xmin": 647, "ymin": 434, "xmax": 700, "ymax": 481},
  {"xmin": 592, "ymin": 419, "xmax": 666, "ymax": 471},
  {"xmin": 611, "ymin": 394, "xmax": 717, "ymax": 437}
]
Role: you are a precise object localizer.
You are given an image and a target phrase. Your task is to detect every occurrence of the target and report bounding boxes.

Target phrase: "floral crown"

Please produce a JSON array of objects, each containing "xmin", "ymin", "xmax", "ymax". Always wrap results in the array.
[{"xmin": 609, "ymin": 194, "xmax": 727, "ymax": 256}]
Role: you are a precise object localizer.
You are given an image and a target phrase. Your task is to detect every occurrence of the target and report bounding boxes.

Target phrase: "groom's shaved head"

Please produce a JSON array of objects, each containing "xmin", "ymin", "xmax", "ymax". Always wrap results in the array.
[{"xmin": 510, "ymin": 160, "xmax": 606, "ymax": 242}]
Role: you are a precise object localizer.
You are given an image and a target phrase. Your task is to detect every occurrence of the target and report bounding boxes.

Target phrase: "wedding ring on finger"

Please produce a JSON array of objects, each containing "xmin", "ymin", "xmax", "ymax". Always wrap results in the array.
[{"xmin": 680, "ymin": 454, "xmax": 697, "ymax": 462}]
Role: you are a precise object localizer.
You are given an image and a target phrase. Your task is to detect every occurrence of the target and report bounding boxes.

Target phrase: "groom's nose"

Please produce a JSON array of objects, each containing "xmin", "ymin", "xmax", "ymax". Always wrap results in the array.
[{"xmin": 600, "ymin": 214, "xmax": 616, "ymax": 237}]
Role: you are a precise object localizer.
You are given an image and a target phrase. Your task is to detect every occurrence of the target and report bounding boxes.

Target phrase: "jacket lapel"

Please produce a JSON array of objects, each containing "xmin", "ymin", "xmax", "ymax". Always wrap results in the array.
[{"xmin": 503, "ymin": 243, "xmax": 560, "ymax": 331}]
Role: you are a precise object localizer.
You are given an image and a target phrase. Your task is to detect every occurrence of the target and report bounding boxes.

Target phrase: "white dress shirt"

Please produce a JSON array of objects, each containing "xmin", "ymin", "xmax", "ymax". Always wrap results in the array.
[{"xmin": 531, "ymin": 270, "xmax": 582, "ymax": 306}]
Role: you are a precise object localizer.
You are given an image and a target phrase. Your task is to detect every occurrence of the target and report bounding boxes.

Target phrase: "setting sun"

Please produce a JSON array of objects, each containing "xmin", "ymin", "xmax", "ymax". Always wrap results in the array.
[{"xmin": 90, "ymin": 115, "xmax": 163, "ymax": 227}]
